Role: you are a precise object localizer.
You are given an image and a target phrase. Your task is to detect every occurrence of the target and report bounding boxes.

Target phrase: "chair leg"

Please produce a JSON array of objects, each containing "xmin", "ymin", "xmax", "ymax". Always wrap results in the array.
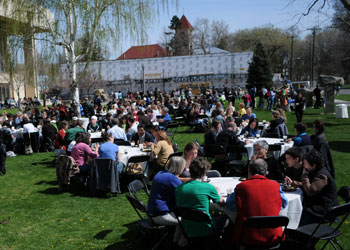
[{"xmin": 151, "ymin": 232, "xmax": 168, "ymax": 250}]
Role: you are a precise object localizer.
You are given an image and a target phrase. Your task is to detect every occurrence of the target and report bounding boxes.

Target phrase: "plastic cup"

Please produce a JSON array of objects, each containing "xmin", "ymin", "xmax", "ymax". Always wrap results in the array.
[
  {"xmin": 256, "ymin": 134, "xmax": 260, "ymax": 139},
  {"xmin": 139, "ymin": 144, "xmax": 143, "ymax": 150},
  {"xmin": 131, "ymin": 142, "xmax": 135, "ymax": 147},
  {"xmin": 283, "ymin": 135, "xmax": 287, "ymax": 142}
]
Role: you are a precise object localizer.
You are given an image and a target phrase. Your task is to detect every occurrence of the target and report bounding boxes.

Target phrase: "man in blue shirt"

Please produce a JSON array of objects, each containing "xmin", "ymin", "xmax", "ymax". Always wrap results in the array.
[
  {"xmin": 241, "ymin": 107, "xmax": 257, "ymax": 121},
  {"xmin": 107, "ymin": 118, "xmax": 127, "ymax": 141},
  {"xmin": 158, "ymin": 107, "xmax": 172, "ymax": 129}
]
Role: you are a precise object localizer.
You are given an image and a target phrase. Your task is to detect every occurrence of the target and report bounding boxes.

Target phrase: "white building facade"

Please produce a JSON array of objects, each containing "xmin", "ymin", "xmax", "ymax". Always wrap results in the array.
[{"xmin": 60, "ymin": 51, "xmax": 253, "ymax": 95}]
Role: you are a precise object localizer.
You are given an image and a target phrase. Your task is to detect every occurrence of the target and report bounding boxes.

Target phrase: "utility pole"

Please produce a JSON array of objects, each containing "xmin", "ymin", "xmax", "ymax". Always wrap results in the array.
[
  {"xmin": 307, "ymin": 26, "xmax": 320, "ymax": 88},
  {"xmin": 289, "ymin": 34, "xmax": 295, "ymax": 81}
]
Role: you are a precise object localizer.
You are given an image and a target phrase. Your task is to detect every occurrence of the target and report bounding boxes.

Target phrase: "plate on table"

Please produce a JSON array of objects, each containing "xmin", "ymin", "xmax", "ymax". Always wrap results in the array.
[
  {"xmin": 282, "ymin": 186, "xmax": 297, "ymax": 192},
  {"xmin": 141, "ymin": 148, "xmax": 152, "ymax": 152}
]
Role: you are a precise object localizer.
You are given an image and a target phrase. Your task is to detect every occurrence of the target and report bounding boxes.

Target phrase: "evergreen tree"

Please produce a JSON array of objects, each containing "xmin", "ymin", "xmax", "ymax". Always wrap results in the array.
[{"xmin": 247, "ymin": 42, "xmax": 273, "ymax": 89}]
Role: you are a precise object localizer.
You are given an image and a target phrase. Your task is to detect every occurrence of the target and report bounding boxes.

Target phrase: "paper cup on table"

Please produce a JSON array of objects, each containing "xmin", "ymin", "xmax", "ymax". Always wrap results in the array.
[{"xmin": 139, "ymin": 144, "xmax": 143, "ymax": 150}]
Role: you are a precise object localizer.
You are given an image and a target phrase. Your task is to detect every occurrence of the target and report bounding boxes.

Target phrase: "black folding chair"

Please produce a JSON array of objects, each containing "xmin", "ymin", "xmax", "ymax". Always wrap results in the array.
[
  {"xmin": 163, "ymin": 151, "xmax": 183, "ymax": 168},
  {"xmin": 227, "ymin": 145, "xmax": 250, "ymax": 177},
  {"xmin": 126, "ymin": 194, "xmax": 168, "ymax": 250},
  {"xmin": 91, "ymin": 137, "xmax": 104, "ymax": 144},
  {"xmin": 338, "ymin": 186, "xmax": 350, "ymax": 203},
  {"xmin": 165, "ymin": 122, "xmax": 178, "ymax": 144},
  {"xmin": 128, "ymin": 179, "xmax": 150, "ymax": 199},
  {"xmin": 174, "ymin": 206, "xmax": 223, "ymax": 250},
  {"xmin": 239, "ymin": 215, "xmax": 289, "ymax": 249},
  {"xmin": 296, "ymin": 203, "xmax": 350, "ymax": 250},
  {"xmin": 206, "ymin": 170, "xmax": 221, "ymax": 178},
  {"xmin": 268, "ymin": 144, "xmax": 282, "ymax": 160},
  {"xmin": 114, "ymin": 139, "xmax": 131, "ymax": 146}
]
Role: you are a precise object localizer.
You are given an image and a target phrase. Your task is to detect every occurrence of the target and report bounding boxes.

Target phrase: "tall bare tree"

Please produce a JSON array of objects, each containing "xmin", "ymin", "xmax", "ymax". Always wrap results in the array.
[
  {"xmin": 1, "ymin": 0, "xmax": 176, "ymax": 116},
  {"xmin": 192, "ymin": 18, "xmax": 210, "ymax": 54}
]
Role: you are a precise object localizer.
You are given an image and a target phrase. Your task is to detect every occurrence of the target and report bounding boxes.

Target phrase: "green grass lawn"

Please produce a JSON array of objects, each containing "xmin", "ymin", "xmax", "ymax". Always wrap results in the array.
[
  {"xmin": 336, "ymin": 94, "xmax": 350, "ymax": 102},
  {"xmin": 0, "ymin": 105, "xmax": 350, "ymax": 249}
]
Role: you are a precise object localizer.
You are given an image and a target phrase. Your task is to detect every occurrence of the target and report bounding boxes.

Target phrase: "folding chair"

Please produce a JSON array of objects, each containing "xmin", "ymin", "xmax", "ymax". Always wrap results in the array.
[
  {"xmin": 124, "ymin": 155, "xmax": 150, "ymax": 187},
  {"xmin": 126, "ymin": 194, "xmax": 168, "ymax": 250},
  {"xmin": 227, "ymin": 145, "xmax": 250, "ymax": 177},
  {"xmin": 296, "ymin": 203, "xmax": 350, "ymax": 250},
  {"xmin": 338, "ymin": 186, "xmax": 350, "ymax": 203},
  {"xmin": 165, "ymin": 122, "xmax": 178, "ymax": 144},
  {"xmin": 128, "ymin": 179, "xmax": 150, "ymax": 199},
  {"xmin": 114, "ymin": 139, "xmax": 131, "ymax": 146},
  {"xmin": 163, "ymin": 151, "xmax": 183, "ymax": 168},
  {"xmin": 174, "ymin": 206, "xmax": 223, "ymax": 250},
  {"xmin": 206, "ymin": 170, "xmax": 221, "ymax": 178},
  {"xmin": 193, "ymin": 139, "xmax": 205, "ymax": 157},
  {"xmin": 268, "ymin": 144, "xmax": 282, "ymax": 160},
  {"xmin": 239, "ymin": 216, "xmax": 289, "ymax": 249}
]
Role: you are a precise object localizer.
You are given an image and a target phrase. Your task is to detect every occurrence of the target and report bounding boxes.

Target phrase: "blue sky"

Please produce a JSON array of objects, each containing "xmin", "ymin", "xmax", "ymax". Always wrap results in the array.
[{"xmin": 112, "ymin": 0, "xmax": 334, "ymax": 59}]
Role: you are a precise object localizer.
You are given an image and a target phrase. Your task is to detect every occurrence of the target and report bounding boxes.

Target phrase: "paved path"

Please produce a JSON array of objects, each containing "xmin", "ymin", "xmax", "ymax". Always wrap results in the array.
[{"xmin": 335, "ymin": 99, "xmax": 350, "ymax": 106}]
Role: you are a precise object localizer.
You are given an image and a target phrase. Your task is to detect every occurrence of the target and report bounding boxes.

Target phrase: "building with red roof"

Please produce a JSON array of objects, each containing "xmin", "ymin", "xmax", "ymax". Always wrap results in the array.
[{"xmin": 117, "ymin": 44, "xmax": 167, "ymax": 60}]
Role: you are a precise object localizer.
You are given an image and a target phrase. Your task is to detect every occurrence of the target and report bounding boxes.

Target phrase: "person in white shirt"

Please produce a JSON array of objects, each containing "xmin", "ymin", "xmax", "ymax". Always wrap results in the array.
[
  {"xmin": 126, "ymin": 116, "xmax": 138, "ymax": 140},
  {"xmin": 23, "ymin": 119, "xmax": 36, "ymax": 133},
  {"xmin": 107, "ymin": 118, "xmax": 127, "ymax": 141}
]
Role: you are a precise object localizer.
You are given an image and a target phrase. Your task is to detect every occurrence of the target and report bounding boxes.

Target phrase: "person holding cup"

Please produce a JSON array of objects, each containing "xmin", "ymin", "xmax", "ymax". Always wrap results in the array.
[{"xmin": 131, "ymin": 124, "xmax": 154, "ymax": 146}]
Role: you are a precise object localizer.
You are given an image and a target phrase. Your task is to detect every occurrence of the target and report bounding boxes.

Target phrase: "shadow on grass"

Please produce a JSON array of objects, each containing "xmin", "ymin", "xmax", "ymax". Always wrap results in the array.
[
  {"xmin": 329, "ymin": 141, "xmax": 350, "ymax": 153},
  {"xmin": 94, "ymin": 229, "xmax": 113, "ymax": 240},
  {"xmin": 105, "ymin": 222, "xmax": 139, "ymax": 250},
  {"xmin": 35, "ymin": 180, "xmax": 58, "ymax": 186}
]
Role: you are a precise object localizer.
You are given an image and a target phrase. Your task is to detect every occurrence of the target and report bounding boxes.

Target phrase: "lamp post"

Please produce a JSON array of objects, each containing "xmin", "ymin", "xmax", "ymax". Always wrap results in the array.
[{"xmin": 141, "ymin": 65, "xmax": 145, "ymax": 93}]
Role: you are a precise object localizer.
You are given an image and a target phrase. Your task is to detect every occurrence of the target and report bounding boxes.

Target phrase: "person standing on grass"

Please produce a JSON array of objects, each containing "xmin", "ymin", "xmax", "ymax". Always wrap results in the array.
[
  {"xmin": 313, "ymin": 85, "xmax": 322, "ymax": 109},
  {"xmin": 294, "ymin": 92, "xmax": 305, "ymax": 123}
]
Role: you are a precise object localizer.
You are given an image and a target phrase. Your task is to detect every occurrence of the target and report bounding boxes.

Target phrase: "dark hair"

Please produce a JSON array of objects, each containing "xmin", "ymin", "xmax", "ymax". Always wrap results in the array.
[
  {"xmin": 59, "ymin": 121, "xmax": 68, "ymax": 130},
  {"xmin": 2, "ymin": 120, "xmax": 10, "ymax": 127},
  {"xmin": 76, "ymin": 132, "xmax": 91, "ymax": 145},
  {"xmin": 22, "ymin": 119, "xmax": 29, "ymax": 125},
  {"xmin": 284, "ymin": 147, "xmax": 302, "ymax": 160},
  {"xmin": 189, "ymin": 157, "xmax": 211, "ymax": 179},
  {"xmin": 102, "ymin": 131, "xmax": 113, "ymax": 142},
  {"xmin": 313, "ymin": 120, "xmax": 325, "ymax": 134},
  {"xmin": 294, "ymin": 122, "xmax": 307, "ymax": 133},
  {"xmin": 43, "ymin": 119, "xmax": 51, "ymax": 126},
  {"xmin": 303, "ymin": 150, "xmax": 324, "ymax": 171},
  {"xmin": 249, "ymin": 159, "xmax": 268, "ymax": 176},
  {"xmin": 248, "ymin": 118, "xmax": 259, "ymax": 130},
  {"xmin": 184, "ymin": 142, "xmax": 198, "ymax": 157},
  {"xmin": 137, "ymin": 124, "xmax": 145, "ymax": 130},
  {"xmin": 150, "ymin": 125, "xmax": 160, "ymax": 132},
  {"xmin": 211, "ymin": 119, "xmax": 221, "ymax": 129},
  {"xmin": 75, "ymin": 132, "xmax": 83, "ymax": 141},
  {"xmin": 232, "ymin": 111, "xmax": 239, "ymax": 117},
  {"xmin": 128, "ymin": 116, "xmax": 135, "ymax": 123}
]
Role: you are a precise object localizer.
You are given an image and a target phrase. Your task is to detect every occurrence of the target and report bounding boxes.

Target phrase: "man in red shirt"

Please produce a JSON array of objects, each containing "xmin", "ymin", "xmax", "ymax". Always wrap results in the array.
[{"xmin": 227, "ymin": 159, "xmax": 288, "ymax": 247}]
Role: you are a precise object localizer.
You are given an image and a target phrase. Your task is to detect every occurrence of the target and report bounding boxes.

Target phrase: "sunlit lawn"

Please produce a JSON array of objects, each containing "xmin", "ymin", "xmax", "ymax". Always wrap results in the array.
[{"xmin": 0, "ymin": 102, "xmax": 349, "ymax": 249}]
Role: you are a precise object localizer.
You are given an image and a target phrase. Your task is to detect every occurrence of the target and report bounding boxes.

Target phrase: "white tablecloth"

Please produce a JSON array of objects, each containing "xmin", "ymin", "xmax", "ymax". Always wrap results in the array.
[
  {"xmin": 118, "ymin": 146, "xmax": 150, "ymax": 166},
  {"xmin": 243, "ymin": 138, "xmax": 294, "ymax": 159},
  {"xmin": 209, "ymin": 177, "xmax": 303, "ymax": 229},
  {"xmin": 90, "ymin": 132, "xmax": 102, "ymax": 139}
]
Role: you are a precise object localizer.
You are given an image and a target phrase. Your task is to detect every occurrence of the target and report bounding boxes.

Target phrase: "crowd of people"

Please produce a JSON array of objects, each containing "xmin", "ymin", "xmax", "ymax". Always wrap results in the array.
[{"xmin": 0, "ymin": 85, "xmax": 340, "ymax": 250}]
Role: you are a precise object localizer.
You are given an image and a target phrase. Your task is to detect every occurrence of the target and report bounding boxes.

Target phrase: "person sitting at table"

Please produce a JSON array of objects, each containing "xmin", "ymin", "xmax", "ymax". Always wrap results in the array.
[
  {"xmin": 240, "ymin": 118, "xmax": 259, "ymax": 138},
  {"xmin": 87, "ymin": 116, "xmax": 101, "ymax": 132},
  {"xmin": 55, "ymin": 121, "xmax": 68, "ymax": 150},
  {"xmin": 179, "ymin": 142, "xmax": 198, "ymax": 182},
  {"xmin": 42, "ymin": 119, "xmax": 57, "ymax": 151},
  {"xmin": 69, "ymin": 116, "xmax": 79, "ymax": 129},
  {"xmin": 137, "ymin": 111, "xmax": 152, "ymax": 126},
  {"xmin": 98, "ymin": 132, "xmax": 124, "ymax": 173},
  {"xmin": 310, "ymin": 120, "xmax": 327, "ymax": 151},
  {"xmin": 264, "ymin": 110, "xmax": 288, "ymax": 138},
  {"xmin": 15, "ymin": 112, "xmax": 23, "ymax": 128},
  {"xmin": 175, "ymin": 158, "xmax": 225, "ymax": 246},
  {"xmin": 64, "ymin": 120, "xmax": 85, "ymax": 143},
  {"xmin": 102, "ymin": 113, "xmax": 113, "ymax": 130},
  {"xmin": 147, "ymin": 156, "xmax": 185, "ymax": 227},
  {"xmin": 226, "ymin": 159, "xmax": 288, "ymax": 247},
  {"xmin": 204, "ymin": 119, "xmax": 222, "ymax": 157},
  {"xmin": 293, "ymin": 123, "xmax": 311, "ymax": 147},
  {"xmin": 284, "ymin": 147, "xmax": 303, "ymax": 188},
  {"xmin": 71, "ymin": 132, "xmax": 99, "ymax": 176},
  {"xmin": 0, "ymin": 121, "xmax": 15, "ymax": 152},
  {"xmin": 107, "ymin": 118, "xmax": 127, "ymax": 141},
  {"xmin": 131, "ymin": 124, "xmax": 154, "ymax": 145},
  {"xmin": 299, "ymin": 150, "xmax": 338, "ymax": 226},
  {"xmin": 126, "ymin": 116, "xmax": 138, "ymax": 140},
  {"xmin": 251, "ymin": 140, "xmax": 284, "ymax": 182},
  {"xmin": 215, "ymin": 121, "xmax": 249, "ymax": 160},
  {"xmin": 238, "ymin": 102, "xmax": 246, "ymax": 118},
  {"xmin": 157, "ymin": 106, "xmax": 172, "ymax": 129},
  {"xmin": 147, "ymin": 131, "xmax": 174, "ymax": 180},
  {"xmin": 241, "ymin": 107, "xmax": 256, "ymax": 122}
]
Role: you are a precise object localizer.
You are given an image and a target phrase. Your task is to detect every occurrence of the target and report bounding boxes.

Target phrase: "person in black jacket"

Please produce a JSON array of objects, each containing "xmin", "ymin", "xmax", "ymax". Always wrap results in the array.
[
  {"xmin": 310, "ymin": 120, "xmax": 327, "ymax": 151},
  {"xmin": 294, "ymin": 92, "xmax": 305, "ymax": 122},
  {"xmin": 204, "ymin": 119, "xmax": 222, "ymax": 157},
  {"xmin": 131, "ymin": 124, "xmax": 154, "ymax": 145},
  {"xmin": 299, "ymin": 150, "xmax": 338, "ymax": 226}
]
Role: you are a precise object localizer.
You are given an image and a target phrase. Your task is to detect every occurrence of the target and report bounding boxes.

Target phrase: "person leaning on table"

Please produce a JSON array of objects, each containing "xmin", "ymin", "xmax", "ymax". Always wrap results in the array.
[
  {"xmin": 284, "ymin": 147, "xmax": 304, "ymax": 188},
  {"xmin": 98, "ymin": 132, "xmax": 124, "ymax": 173},
  {"xmin": 226, "ymin": 159, "xmax": 288, "ymax": 247},
  {"xmin": 146, "ymin": 130, "xmax": 174, "ymax": 180}
]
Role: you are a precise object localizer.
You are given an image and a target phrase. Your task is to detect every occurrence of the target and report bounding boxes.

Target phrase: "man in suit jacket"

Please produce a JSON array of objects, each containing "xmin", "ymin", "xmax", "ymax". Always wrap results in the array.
[
  {"xmin": 131, "ymin": 124, "xmax": 154, "ymax": 145},
  {"xmin": 227, "ymin": 159, "xmax": 288, "ymax": 247}
]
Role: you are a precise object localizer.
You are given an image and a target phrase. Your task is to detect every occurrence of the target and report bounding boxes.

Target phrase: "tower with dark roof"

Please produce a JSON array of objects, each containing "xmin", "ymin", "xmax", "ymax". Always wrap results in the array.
[{"xmin": 170, "ymin": 15, "xmax": 193, "ymax": 56}]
